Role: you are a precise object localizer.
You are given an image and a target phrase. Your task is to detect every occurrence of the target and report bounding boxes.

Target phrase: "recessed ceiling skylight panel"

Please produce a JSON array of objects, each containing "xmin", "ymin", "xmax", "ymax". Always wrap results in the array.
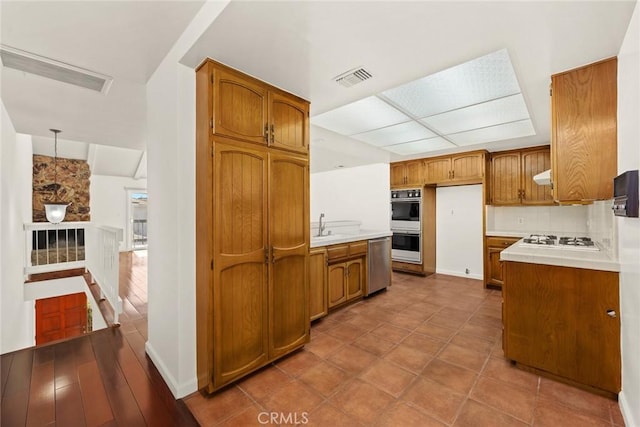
[
  {"xmin": 311, "ymin": 96, "xmax": 410, "ymax": 136},
  {"xmin": 311, "ymin": 48, "xmax": 535, "ymax": 155}
]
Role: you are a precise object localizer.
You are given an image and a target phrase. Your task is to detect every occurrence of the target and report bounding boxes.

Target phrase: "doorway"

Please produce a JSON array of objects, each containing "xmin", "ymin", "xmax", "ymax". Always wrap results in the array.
[{"xmin": 127, "ymin": 190, "xmax": 148, "ymax": 250}]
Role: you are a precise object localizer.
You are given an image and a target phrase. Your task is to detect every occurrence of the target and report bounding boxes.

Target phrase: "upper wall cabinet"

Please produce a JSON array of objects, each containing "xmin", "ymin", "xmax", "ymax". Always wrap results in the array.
[
  {"xmin": 424, "ymin": 151, "xmax": 486, "ymax": 185},
  {"xmin": 490, "ymin": 146, "xmax": 553, "ymax": 206},
  {"xmin": 551, "ymin": 57, "xmax": 617, "ymax": 203},
  {"xmin": 391, "ymin": 159, "xmax": 423, "ymax": 187},
  {"xmin": 207, "ymin": 60, "xmax": 309, "ymax": 154}
]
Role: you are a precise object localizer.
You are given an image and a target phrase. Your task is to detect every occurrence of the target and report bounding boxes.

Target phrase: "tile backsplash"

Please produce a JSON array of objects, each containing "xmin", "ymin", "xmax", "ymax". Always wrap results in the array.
[{"xmin": 487, "ymin": 201, "xmax": 617, "ymax": 255}]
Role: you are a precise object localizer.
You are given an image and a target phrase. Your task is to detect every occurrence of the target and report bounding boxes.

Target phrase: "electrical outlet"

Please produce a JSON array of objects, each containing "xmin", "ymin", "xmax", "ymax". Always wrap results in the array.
[
  {"xmin": 517, "ymin": 217, "xmax": 525, "ymax": 224},
  {"xmin": 465, "ymin": 268, "xmax": 470, "ymax": 274}
]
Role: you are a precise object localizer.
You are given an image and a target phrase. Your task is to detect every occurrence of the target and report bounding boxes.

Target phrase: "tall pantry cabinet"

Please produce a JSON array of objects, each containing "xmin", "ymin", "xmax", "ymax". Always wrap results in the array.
[{"xmin": 195, "ymin": 59, "xmax": 310, "ymax": 393}]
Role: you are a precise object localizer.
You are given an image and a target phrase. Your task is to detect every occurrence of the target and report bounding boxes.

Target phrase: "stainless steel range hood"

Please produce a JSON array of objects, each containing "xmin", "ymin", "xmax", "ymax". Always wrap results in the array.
[{"xmin": 533, "ymin": 169, "xmax": 551, "ymax": 186}]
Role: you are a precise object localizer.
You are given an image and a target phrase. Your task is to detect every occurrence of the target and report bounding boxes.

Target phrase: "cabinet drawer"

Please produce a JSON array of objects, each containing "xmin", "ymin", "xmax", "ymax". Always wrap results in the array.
[
  {"xmin": 349, "ymin": 241, "xmax": 368, "ymax": 256},
  {"xmin": 327, "ymin": 244, "xmax": 349, "ymax": 261},
  {"xmin": 486, "ymin": 237, "xmax": 520, "ymax": 248}
]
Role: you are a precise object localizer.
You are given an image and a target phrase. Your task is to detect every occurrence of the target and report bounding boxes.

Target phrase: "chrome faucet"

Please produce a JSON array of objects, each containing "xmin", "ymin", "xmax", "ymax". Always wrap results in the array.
[{"xmin": 318, "ymin": 213, "xmax": 326, "ymax": 237}]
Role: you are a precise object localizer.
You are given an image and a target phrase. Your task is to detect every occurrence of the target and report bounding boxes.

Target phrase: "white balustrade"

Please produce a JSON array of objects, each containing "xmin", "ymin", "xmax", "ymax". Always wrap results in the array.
[
  {"xmin": 85, "ymin": 225, "xmax": 124, "ymax": 325},
  {"xmin": 23, "ymin": 222, "xmax": 124, "ymax": 325}
]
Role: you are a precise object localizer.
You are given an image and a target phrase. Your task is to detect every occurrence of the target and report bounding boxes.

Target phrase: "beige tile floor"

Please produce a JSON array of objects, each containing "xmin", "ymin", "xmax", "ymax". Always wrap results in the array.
[{"xmin": 185, "ymin": 273, "xmax": 625, "ymax": 427}]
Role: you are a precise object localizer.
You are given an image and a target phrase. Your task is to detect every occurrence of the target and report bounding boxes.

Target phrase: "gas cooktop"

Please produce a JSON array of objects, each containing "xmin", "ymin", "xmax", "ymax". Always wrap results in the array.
[{"xmin": 520, "ymin": 234, "xmax": 600, "ymax": 251}]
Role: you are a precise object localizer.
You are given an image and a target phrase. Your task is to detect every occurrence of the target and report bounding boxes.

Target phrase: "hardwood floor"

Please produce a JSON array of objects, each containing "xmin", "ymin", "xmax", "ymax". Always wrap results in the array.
[{"xmin": 0, "ymin": 251, "xmax": 198, "ymax": 427}]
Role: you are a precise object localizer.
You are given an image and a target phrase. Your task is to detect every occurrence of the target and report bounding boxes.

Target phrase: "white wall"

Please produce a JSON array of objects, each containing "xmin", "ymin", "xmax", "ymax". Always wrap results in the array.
[
  {"xmin": 616, "ymin": 3, "xmax": 640, "ymax": 425},
  {"xmin": 90, "ymin": 175, "xmax": 147, "ymax": 251},
  {"xmin": 0, "ymin": 101, "xmax": 35, "ymax": 354},
  {"xmin": 310, "ymin": 163, "xmax": 391, "ymax": 231},
  {"xmin": 436, "ymin": 185, "xmax": 483, "ymax": 279},
  {"xmin": 145, "ymin": 1, "xmax": 230, "ymax": 398}
]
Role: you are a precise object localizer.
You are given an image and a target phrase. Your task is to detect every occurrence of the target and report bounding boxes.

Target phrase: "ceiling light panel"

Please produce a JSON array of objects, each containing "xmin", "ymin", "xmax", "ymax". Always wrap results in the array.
[
  {"xmin": 381, "ymin": 49, "xmax": 521, "ymax": 118},
  {"xmin": 311, "ymin": 96, "xmax": 410, "ymax": 136},
  {"xmin": 447, "ymin": 119, "xmax": 535, "ymax": 146},
  {"xmin": 385, "ymin": 137, "xmax": 455, "ymax": 155},
  {"xmin": 420, "ymin": 93, "xmax": 530, "ymax": 135},
  {"xmin": 351, "ymin": 121, "xmax": 437, "ymax": 147}
]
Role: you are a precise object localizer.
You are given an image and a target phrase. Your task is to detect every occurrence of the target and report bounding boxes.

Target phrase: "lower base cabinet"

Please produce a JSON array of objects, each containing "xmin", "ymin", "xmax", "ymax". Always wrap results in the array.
[
  {"xmin": 328, "ymin": 259, "xmax": 364, "ymax": 309},
  {"xmin": 503, "ymin": 261, "xmax": 620, "ymax": 394},
  {"xmin": 484, "ymin": 236, "xmax": 520, "ymax": 289},
  {"xmin": 309, "ymin": 248, "xmax": 328, "ymax": 321}
]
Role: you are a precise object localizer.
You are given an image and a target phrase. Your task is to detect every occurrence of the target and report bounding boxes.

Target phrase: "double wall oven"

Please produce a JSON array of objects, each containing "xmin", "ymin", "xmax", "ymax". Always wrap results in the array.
[{"xmin": 391, "ymin": 188, "xmax": 422, "ymax": 263}]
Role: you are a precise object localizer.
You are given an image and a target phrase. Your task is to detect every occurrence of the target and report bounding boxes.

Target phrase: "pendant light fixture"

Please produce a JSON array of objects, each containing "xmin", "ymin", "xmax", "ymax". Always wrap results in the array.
[{"xmin": 44, "ymin": 129, "xmax": 68, "ymax": 224}]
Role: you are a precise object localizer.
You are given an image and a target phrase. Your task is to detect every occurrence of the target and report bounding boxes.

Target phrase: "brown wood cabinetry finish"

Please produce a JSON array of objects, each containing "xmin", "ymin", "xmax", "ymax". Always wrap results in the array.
[
  {"xmin": 326, "ymin": 241, "xmax": 367, "ymax": 309},
  {"xmin": 424, "ymin": 158, "xmax": 451, "ymax": 183},
  {"xmin": 196, "ymin": 59, "xmax": 310, "ymax": 393},
  {"xmin": 490, "ymin": 146, "xmax": 553, "ymax": 206},
  {"xmin": 309, "ymin": 248, "xmax": 328, "ymax": 321},
  {"xmin": 451, "ymin": 152, "xmax": 484, "ymax": 181},
  {"xmin": 503, "ymin": 262, "xmax": 620, "ymax": 394},
  {"xmin": 551, "ymin": 57, "xmax": 617, "ymax": 202},
  {"xmin": 483, "ymin": 236, "xmax": 520, "ymax": 289},
  {"xmin": 390, "ymin": 160, "xmax": 423, "ymax": 187}
]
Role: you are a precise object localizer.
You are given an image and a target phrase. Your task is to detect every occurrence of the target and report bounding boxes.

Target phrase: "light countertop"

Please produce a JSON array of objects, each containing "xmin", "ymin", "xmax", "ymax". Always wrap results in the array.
[
  {"xmin": 485, "ymin": 230, "xmax": 530, "ymax": 238},
  {"xmin": 500, "ymin": 239, "xmax": 620, "ymax": 272},
  {"xmin": 310, "ymin": 229, "xmax": 392, "ymax": 248}
]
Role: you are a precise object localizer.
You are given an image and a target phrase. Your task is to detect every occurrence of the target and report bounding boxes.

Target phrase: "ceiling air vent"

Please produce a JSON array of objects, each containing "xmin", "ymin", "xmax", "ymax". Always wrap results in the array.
[
  {"xmin": 0, "ymin": 44, "xmax": 113, "ymax": 94},
  {"xmin": 334, "ymin": 67, "xmax": 372, "ymax": 88}
]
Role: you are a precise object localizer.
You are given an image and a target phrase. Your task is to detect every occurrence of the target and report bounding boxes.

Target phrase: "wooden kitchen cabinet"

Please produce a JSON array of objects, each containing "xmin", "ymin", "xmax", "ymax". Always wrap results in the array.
[
  {"xmin": 326, "ymin": 241, "xmax": 367, "ymax": 309},
  {"xmin": 503, "ymin": 261, "xmax": 620, "ymax": 395},
  {"xmin": 309, "ymin": 247, "xmax": 328, "ymax": 321},
  {"xmin": 490, "ymin": 146, "xmax": 553, "ymax": 206},
  {"xmin": 483, "ymin": 236, "xmax": 520, "ymax": 289},
  {"xmin": 196, "ymin": 60, "xmax": 310, "ymax": 393},
  {"xmin": 390, "ymin": 159, "xmax": 423, "ymax": 187},
  {"xmin": 424, "ymin": 151, "xmax": 486, "ymax": 185},
  {"xmin": 551, "ymin": 57, "xmax": 617, "ymax": 203},
  {"xmin": 206, "ymin": 59, "xmax": 309, "ymax": 153}
]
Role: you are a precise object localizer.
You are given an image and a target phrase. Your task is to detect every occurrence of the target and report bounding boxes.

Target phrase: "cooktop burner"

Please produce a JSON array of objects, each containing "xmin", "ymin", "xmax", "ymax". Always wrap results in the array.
[
  {"xmin": 522, "ymin": 234, "xmax": 557, "ymax": 245},
  {"xmin": 559, "ymin": 236, "xmax": 595, "ymax": 247},
  {"xmin": 520, "ymin": 235, "xmax": 600, "ymax": 251}
]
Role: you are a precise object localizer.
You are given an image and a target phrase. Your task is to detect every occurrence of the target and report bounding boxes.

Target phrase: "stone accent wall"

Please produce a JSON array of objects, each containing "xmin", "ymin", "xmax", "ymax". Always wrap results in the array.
[{"xmin": 33, "ymin": 155, "xmax": 91, "ymax": 222}]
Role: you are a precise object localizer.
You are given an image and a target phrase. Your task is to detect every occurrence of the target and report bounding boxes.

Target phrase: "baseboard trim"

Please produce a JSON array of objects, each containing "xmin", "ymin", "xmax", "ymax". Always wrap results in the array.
[
  {"xmin": 619, "ymin": 391, "xmax": 637, "ymax": 427},
  {"xmin": 145, "ymin": 341, "xmax": 197, "ymax": 399},
  {"xmin": 435, "ymin": 268, "xmax": 483, "ymax": 280}
]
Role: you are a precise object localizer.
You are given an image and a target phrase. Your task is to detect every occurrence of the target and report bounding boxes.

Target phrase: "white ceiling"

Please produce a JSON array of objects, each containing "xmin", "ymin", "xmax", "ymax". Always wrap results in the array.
[
  {"xmin": 1, "ymin": 1, "xmax": 637, "ymax": 174},
  {"xmin": 1, "ymin": 0, "xmax": 205, "ymax": 149},
  {"xmin": 182, "ymin": 0, "xmax": 636, "ymax": 167}
]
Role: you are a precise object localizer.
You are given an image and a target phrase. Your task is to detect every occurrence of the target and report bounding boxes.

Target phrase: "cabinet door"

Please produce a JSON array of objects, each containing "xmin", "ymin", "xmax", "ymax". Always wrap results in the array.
[
  {"xmin": 269, "ymin": 92, "xmax": 309, "ymax": 154},
  {"xmin": 424, "ymin": 158, "xmax": 451, "ymax": 183},
  {"xmin": 503, "ymin": 262, "xmax": 620, "ymax": 393},
  {"xmin": 309, "ymin": 248, "xmax": 328, "ymax": 321},
  {"xmin": 491, "ymin": 152, "xmax": 521, "ymax": 205},
  {"xmin": 487, "ymin": 247, "xmax": 506, "ymax": 287},
  {"xmin": 328, "ymin": 264, "xmax": 347, "ymax": 308},
  {"xmin": 405, "ymin": 160, "xmax": 424, "ymax": 186},
  {"xmin": 451, "ymin": 153, "xmax": 484, "ymax": 181},
  {"xmin": 390, "ymin": 163, "xmax": 407, "ymax": 187},
  {"xmin": 269, "ymin": 152, "xmax": 310, "ymax": 358},
  {"xmin": 213, "ymin": 141, "xmax": 269, "ymax": 388},
  {"xmin": 552, "ymin": 58, "xmax": 617, "ymax": 202},
  {"xmin": 213, "ymin": 67, "xmax": 268, "ymax": 145},
  {"xmin": 346, "ymin": 258, "xmax": 364, "ymax": 300},
  {"xmin": 521, "ymin": 149, "xmax": 553, "ymax": 205}
]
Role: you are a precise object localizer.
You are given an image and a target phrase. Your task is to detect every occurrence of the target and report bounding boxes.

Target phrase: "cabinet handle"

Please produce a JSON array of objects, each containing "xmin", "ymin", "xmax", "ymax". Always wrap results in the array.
[
  {"xmin": 270, "ymin": 124, "xmax": 275, "ymax": 144},
  {"xmin": 264, "ymin": 124, "xmax": 269, "ymax": 144},
  {"xmin": 264, "ymin": 247, "xmax": 269, "ymax": 264},
  {"xmin": 521, "ymin": 189, "xmax": 525, "ymax": 200},
  {"xmin": 451, "ymin": 170, "xmax": 455, "ymax": 179},
  {"xmin": 606, "ymin": 309, "xmax": 617, "ymax": 318}
]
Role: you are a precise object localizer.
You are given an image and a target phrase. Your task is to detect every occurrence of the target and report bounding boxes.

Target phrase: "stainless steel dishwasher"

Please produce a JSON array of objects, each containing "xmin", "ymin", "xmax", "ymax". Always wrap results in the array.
[{"xmin": 366, "ymin": 236, "xmax": 391, "ymax": 295}]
